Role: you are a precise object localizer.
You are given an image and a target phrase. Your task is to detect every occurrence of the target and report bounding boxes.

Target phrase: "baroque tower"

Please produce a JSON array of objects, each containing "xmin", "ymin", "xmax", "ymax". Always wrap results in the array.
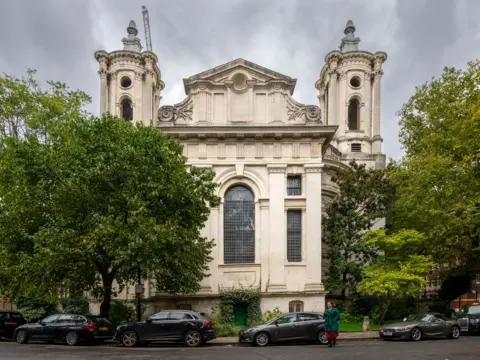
[
  {"xmin": 94, "ymin": 20, "xmax": 164, "ymax": 125},
  {"xmin": 316, "ymin": 20, "xmax": 387, "ymax": 169}
]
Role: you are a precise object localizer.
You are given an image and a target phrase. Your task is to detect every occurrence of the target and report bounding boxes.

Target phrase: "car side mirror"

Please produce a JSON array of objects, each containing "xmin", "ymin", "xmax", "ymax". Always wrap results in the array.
[
  {"xmin": 40, "ymin": 321, "xmax": 46, "ymax": 326},
  {"xmin": 145, "ymin": 318, "xmax": 152, "ymax": 324}
]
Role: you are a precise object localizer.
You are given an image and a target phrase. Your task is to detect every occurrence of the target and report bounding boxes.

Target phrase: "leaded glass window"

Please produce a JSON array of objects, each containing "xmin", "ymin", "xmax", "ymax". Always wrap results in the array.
[
  {"xmin": 287, "ymin": 175, "xmax": 302, "ymax": 196},
  {"xmin": 224, "ymin": 186, "xmax": 255, "ymax": 264},
  {"xmin": 287, "ymin": 210, "xmax": 302, "ymax": 262}
]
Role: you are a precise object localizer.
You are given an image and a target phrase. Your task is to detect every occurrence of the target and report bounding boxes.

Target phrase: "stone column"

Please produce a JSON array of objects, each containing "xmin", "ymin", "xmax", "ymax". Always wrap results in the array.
[
  {"xmin": 364, "ymin": 71, "xmax": 373, "ymax": 137},
  {"xmin": 98, "ymin": 70, "xmax": 107, "ymax": 114},
  {"xmin": 304, "ymin": 164, "xmax": 324, "ymax": 292},
  {"xmin": 143, "ymin": 70, "xmax": 153, "ymax": 125},
  {"xmin": 109, "ymin": 73, "xmax": 117, "ymax": 115},
  {"xmin": 209, "ymin": 207, "xmax": 219, "ymax": 292},
  {"xmin": 337, "ymin": 70, "xmax": 347, "ymax": 136},
  {"xmin": 267, "ymin": 163, "xmax": 287, "ymax": 292},
  {"xmin": 372, "ymin": 70, "xmax": 383, "ymax": 153},
  {"xmin": 259, "ymin": 198, "xmax": 270, "ymax": 293},
  {"xmin": 327, "ymin": 71, "xmax": 337, "ymax": 126}
]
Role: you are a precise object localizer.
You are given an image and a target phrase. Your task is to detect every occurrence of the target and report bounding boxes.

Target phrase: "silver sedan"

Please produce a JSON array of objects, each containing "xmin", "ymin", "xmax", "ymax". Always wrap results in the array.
[{"xmin": 379, "ymin": 313, "xmax": 460, "ymax": 341}]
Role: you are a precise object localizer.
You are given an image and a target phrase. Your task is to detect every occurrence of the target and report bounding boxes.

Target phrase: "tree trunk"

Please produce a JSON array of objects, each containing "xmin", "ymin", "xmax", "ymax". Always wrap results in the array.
[
  {"xmin": 99, "ymin": 273, "xmax": 113, "ymax": 319},
  {"xmin": 341, "ymin": 272, "xmax": 347, "ymax": 299},
  {"xmin": 380, "ymin": 298, "xmax": 391, "ymax": 325}
]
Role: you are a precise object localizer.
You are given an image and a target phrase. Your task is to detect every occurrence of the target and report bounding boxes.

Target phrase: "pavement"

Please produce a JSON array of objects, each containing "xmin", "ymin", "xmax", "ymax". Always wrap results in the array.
[
  {"xmin": 1, "ymin": 336, "xmax": 480, "ymax": 359},
  {"xmin": 209, "ymin": 330, "xmax": 379, "ymax": 344}
]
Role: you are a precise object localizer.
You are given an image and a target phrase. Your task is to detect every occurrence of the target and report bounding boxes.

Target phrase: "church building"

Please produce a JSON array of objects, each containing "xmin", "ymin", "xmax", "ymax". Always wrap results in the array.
[{"xmin": 94, "ymin": 19, "xmax": 387, "ymax": 317}]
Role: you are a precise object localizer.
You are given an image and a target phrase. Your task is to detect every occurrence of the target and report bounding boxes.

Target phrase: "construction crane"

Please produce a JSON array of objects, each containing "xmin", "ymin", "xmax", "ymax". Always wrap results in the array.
[{"xmin": 142, "ymin": 6, "xmax": 152, "ymax": 52}]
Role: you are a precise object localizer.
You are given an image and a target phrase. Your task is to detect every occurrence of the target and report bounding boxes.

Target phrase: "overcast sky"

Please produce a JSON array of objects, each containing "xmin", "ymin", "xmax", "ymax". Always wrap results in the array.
[{"xmin": 1, "ymin": 0, "xmax": 479, "ymax": 160}]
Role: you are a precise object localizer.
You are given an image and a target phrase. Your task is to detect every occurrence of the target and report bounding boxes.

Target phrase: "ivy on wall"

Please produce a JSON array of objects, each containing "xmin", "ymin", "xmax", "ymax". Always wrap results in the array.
[{"xmin": 219, "ymin": 288, "xmax": 262, "ymax": 326}]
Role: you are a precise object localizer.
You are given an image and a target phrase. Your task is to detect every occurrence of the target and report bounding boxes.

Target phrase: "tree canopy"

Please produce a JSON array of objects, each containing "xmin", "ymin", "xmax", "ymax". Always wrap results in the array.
[
  {"xmin": 389, "ymin": 59, "xmax": 480, "ymax": 297},
  {"xmin": 0, "ymin": 71, "xmax": 219, "ymax": 317},
  {"xmin": 323, "ymin": 160, "xmax": 395, "ymax": 297}
]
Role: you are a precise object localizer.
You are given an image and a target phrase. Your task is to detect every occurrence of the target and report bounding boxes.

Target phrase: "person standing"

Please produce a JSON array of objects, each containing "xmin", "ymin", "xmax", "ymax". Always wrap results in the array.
[{"xmin": 324, "ymin": 301, "xmax": 340, "ymax": 347}]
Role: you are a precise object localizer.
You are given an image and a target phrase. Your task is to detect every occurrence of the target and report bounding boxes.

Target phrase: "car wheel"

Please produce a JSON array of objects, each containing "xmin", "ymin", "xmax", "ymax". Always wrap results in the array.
[
  {"xmin": 317, "ymin": 331, "xmax": 329, "ymax": 345},
  {"xmin": 15, "ymin": 330, "xmax": 28, "ymax": 344},
  {"xmin": 65, "ymin": 331, "xmax": 80, "ymax": 346},
  {"xmin": 254, "ymin": 332, "xmax": 270, "ymax": 347},
  {"xmin": 185, "ymin": 330, "xmax": 202, "ymax": 347},
  {"xmin": 121, "ymin": 330, "xmax": 139, "ymax": 347},
  {"xmin": 411, "ymin": 327, "xmax": 422, "ymax": 341},
  {"xmin": 449, "ymin": 326, "xmax": 460, "ymax": 339}
]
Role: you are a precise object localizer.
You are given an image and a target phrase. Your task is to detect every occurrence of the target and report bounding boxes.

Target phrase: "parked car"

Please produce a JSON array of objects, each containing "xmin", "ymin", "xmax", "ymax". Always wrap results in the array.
[
  {"xmin": 239, "ymin": 312, "xmax": 328, "ymax": 347},
  {"xmin": 114, "ymin": 310, "xmax": 216, "ymax": 347},
  {"xmin": 14, "ymin": 314, "xmax": 114, "ymax": 346},
  {"xmin": 457, "ymin": 302, "xmax": 480, "ymax": 334},
  {"xmin": 379, "ymin": 312, "xmax": 460, "ymax": 341},
  {"xmin": 0, "ymin": 311, "xmax": 26, "ymax": 339}
]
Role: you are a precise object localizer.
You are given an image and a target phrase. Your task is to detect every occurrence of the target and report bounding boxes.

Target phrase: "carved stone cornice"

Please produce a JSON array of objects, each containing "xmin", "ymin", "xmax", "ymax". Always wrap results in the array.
[
  {"xmin": 158, "ymin": 125, "xmax": 337, "ymax": 144},
  {"xmin": 304, "ymin": 164, "xmax": 324, "ymax": 173},
  {"xmin": 267, "ymin": 164, "xmax": 288, "ymax": 173}
]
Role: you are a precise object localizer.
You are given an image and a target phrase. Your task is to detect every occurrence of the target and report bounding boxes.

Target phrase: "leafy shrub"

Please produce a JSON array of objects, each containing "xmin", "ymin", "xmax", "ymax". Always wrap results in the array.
[
  {"xmin": 60, "ymin": 297, "xmax": 90, "ymax": 315},
  {"xmin": 263, "ymin": 307, "xmax": 281, "ymax": 322},
  {"xmin": 15, "ymin": 296, "xmax": 58, "ymax": 323},
  {"xmin": 108, "ymin": 300, "xmax": 136, "ymax": 328},
  {"xmin": 339, "ymin": 312, "xmax": 363, "ymax": 324},
  {"xmin": 215, "ymin": 323, "xmax": 239, "ymax": 337}
]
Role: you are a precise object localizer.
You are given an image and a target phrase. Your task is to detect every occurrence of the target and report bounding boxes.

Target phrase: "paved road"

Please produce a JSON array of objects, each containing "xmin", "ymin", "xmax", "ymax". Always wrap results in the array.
[{"xmin": 0, "ymin": 338, "xmax": 479, "ymax": 359}]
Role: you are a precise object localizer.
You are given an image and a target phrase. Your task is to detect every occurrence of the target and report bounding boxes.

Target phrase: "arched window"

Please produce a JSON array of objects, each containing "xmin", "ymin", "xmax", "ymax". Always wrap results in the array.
[
  {"xmin": 224, "ymin": 185, "xmax": 255, "ymax": 264},
  {"xmin": 289, "ymin": 300, "xmax": 304, "ymax": 313},
  {"xmin": 348, "ymin": 98, "xmax": 360, "ymax": 130},
  {"xmin": 121, "ymin": 98, "xmax": 133, "ymax": 121}
]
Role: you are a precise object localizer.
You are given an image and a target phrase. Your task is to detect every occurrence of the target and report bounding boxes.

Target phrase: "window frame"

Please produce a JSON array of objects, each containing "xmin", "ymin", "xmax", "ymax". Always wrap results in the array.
[
  {"xmin": 286, "ymin": 210, "xmax": 302, "ymax": 263},
  {"xmin": 289, "ymin": 300, "xmax": 304, "ymax": 313},
  {"xmin": 286, "ymin": 175, "xmax": 302, "ymax": 196},
  {"xmin": 223, "ymin": 185, "xmax": 256, "ymax": 265}
]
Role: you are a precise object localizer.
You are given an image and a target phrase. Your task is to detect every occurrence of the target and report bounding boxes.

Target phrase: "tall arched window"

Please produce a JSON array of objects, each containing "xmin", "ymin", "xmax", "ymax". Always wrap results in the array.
[
  {"xmin": 224, "ymin": 185, "xmax": 255, "ymax": 264},
  {"xmin": 121, "ymin": 98, "xmax": 133, "ymax": 121},
  {"xmin": 348, "ymin": 98, "xmax": 360, "ymax": 130}
]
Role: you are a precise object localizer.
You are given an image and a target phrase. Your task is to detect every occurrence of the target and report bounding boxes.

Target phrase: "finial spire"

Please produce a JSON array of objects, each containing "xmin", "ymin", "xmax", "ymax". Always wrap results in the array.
[
  {"xmin": 122, "ymin": 20, "xmax": 143, "ymax": 52},
  {"xmin": 339, "ymin": 20, "xmax": 360, "ymax": 52}
]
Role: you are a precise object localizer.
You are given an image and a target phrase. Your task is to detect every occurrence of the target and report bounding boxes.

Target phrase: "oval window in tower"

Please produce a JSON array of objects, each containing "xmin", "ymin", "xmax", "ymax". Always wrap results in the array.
[
  {"xmin": 349, "ymin": 76, "xmax": 361, "ymax": 89},
  {"xmin": 120, "ymin": 76, "xmax": 133, "ymax": 89}
]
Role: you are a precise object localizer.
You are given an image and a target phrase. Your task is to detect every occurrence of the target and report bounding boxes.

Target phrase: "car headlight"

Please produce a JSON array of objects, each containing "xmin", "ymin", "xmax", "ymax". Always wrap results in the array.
[
  {"xmin": 396, "ymin": 327, "xmax": 411, "ymax": 332},
  {"xmin": 474, "ymin": 319, "xmax": 480, "ymax": 324}
]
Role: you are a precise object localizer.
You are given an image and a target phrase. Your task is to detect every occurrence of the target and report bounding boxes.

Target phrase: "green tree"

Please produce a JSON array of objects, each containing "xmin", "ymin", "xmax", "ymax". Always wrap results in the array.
[
  {"xmin": 390, "ymin": 59, "xmax": 480, "ymax": 299},
  {"xmin": 323, "ymin": 161, "xmax": 394, "ymax": 298},
  {"xmin": 0, "ymin": 71, "xmax": 220, "ymax": 318},
  {"xmin": 358, "ymin": 229, "xmax": 433, "ymax": 322}
]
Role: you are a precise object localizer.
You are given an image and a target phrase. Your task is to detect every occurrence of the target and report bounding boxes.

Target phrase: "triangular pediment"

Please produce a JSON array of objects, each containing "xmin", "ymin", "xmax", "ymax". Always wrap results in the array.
[{"xmin": 183, "ymin": 58, "xmax": 297, "ymax": 94}]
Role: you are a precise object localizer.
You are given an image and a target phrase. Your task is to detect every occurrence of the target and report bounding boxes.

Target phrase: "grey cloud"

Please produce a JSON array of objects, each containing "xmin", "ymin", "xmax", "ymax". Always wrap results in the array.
[{"xmin": 1, "ymin": 0, "xmax": 479, "ymax": 160}]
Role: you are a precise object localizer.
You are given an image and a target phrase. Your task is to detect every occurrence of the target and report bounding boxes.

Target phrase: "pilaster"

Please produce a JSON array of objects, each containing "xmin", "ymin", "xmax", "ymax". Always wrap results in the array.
[
  {"xmin": 267, "ymin": 164, "xmax": 287, "ymax": 292},
  {"xmin": 304, "ymin": 164, "xmax": 324, "ymax": 292}
]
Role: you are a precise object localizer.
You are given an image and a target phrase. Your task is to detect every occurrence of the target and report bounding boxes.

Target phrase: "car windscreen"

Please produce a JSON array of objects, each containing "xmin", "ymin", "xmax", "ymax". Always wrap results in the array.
[
  {"xmin": 407, "ymin": 314, "xmax": 433, "ymax": 322},
  {"xmin": 86, "ymin": 316, "xmax": 111, "ymax": 324},
  {"xmin": 466, "ymin": 305, "xmax": 480, "ymax": 315}
]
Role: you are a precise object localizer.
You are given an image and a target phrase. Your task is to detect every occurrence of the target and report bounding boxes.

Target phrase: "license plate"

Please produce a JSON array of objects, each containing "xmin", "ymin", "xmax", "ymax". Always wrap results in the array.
[
  {"xmin": 99, "ymin": 327, "xmax": 108, "ymax": 331},
  {"xmin": 4, "ymin": 322, "xmax": 16, "ymax": 325},
  {"xmin": 383, "ymin": 331, "xmax": 393, "ymax": 336}
]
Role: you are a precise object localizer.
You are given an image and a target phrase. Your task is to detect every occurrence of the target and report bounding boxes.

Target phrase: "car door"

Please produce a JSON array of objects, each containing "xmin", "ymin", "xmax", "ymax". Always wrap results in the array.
[
  {"xmin": 296, "ymin": 313, "xmax": 323, "ymax": 340},
  {"xmin": 164, "ymin": 311, "xmax": 193, "ymax": 341},
  {"xmin": 142, "ymin": 312, "xmax": 169, "ymax": 341},
  {"xmin": 30, "ymin": 315, "xmax": 59, "ymax": 340},
  {"xmin": 270, "ymin": 314, "xmax": 300, "ymax": 342},
  {"xmin": 424, "ymin": 315, "xmax": 447, "ymax": 337}
]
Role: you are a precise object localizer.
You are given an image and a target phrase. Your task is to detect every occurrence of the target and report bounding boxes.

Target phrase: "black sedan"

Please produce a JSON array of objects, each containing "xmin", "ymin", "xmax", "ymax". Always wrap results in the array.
[
  {"xmin": 0, "ymin": 311, "xmax": 26, "ymax": 339},
  {"xmin": 239, "ymin": 312, "xmax": 328, "ymax": 347},
  {"xmin": 457, "ymin": 302, "xmax": 480, "ymax": 334},
  {"xmin": 14, "ymin": 314, "xmax": 114, "ymax": 346},
  {"xmin": 379, "ymin": 313, "xmax": 460, "ymax": 341},
  {"xmin": 114, "ymin": 310, "xmax": 216, "ymax": 347}
]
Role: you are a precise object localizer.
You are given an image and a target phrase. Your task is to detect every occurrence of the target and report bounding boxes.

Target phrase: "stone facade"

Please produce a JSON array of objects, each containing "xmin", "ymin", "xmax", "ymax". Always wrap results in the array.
[{"xmin": 93, "ymin": 20, "xmax": 387, "ymax": 316}]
